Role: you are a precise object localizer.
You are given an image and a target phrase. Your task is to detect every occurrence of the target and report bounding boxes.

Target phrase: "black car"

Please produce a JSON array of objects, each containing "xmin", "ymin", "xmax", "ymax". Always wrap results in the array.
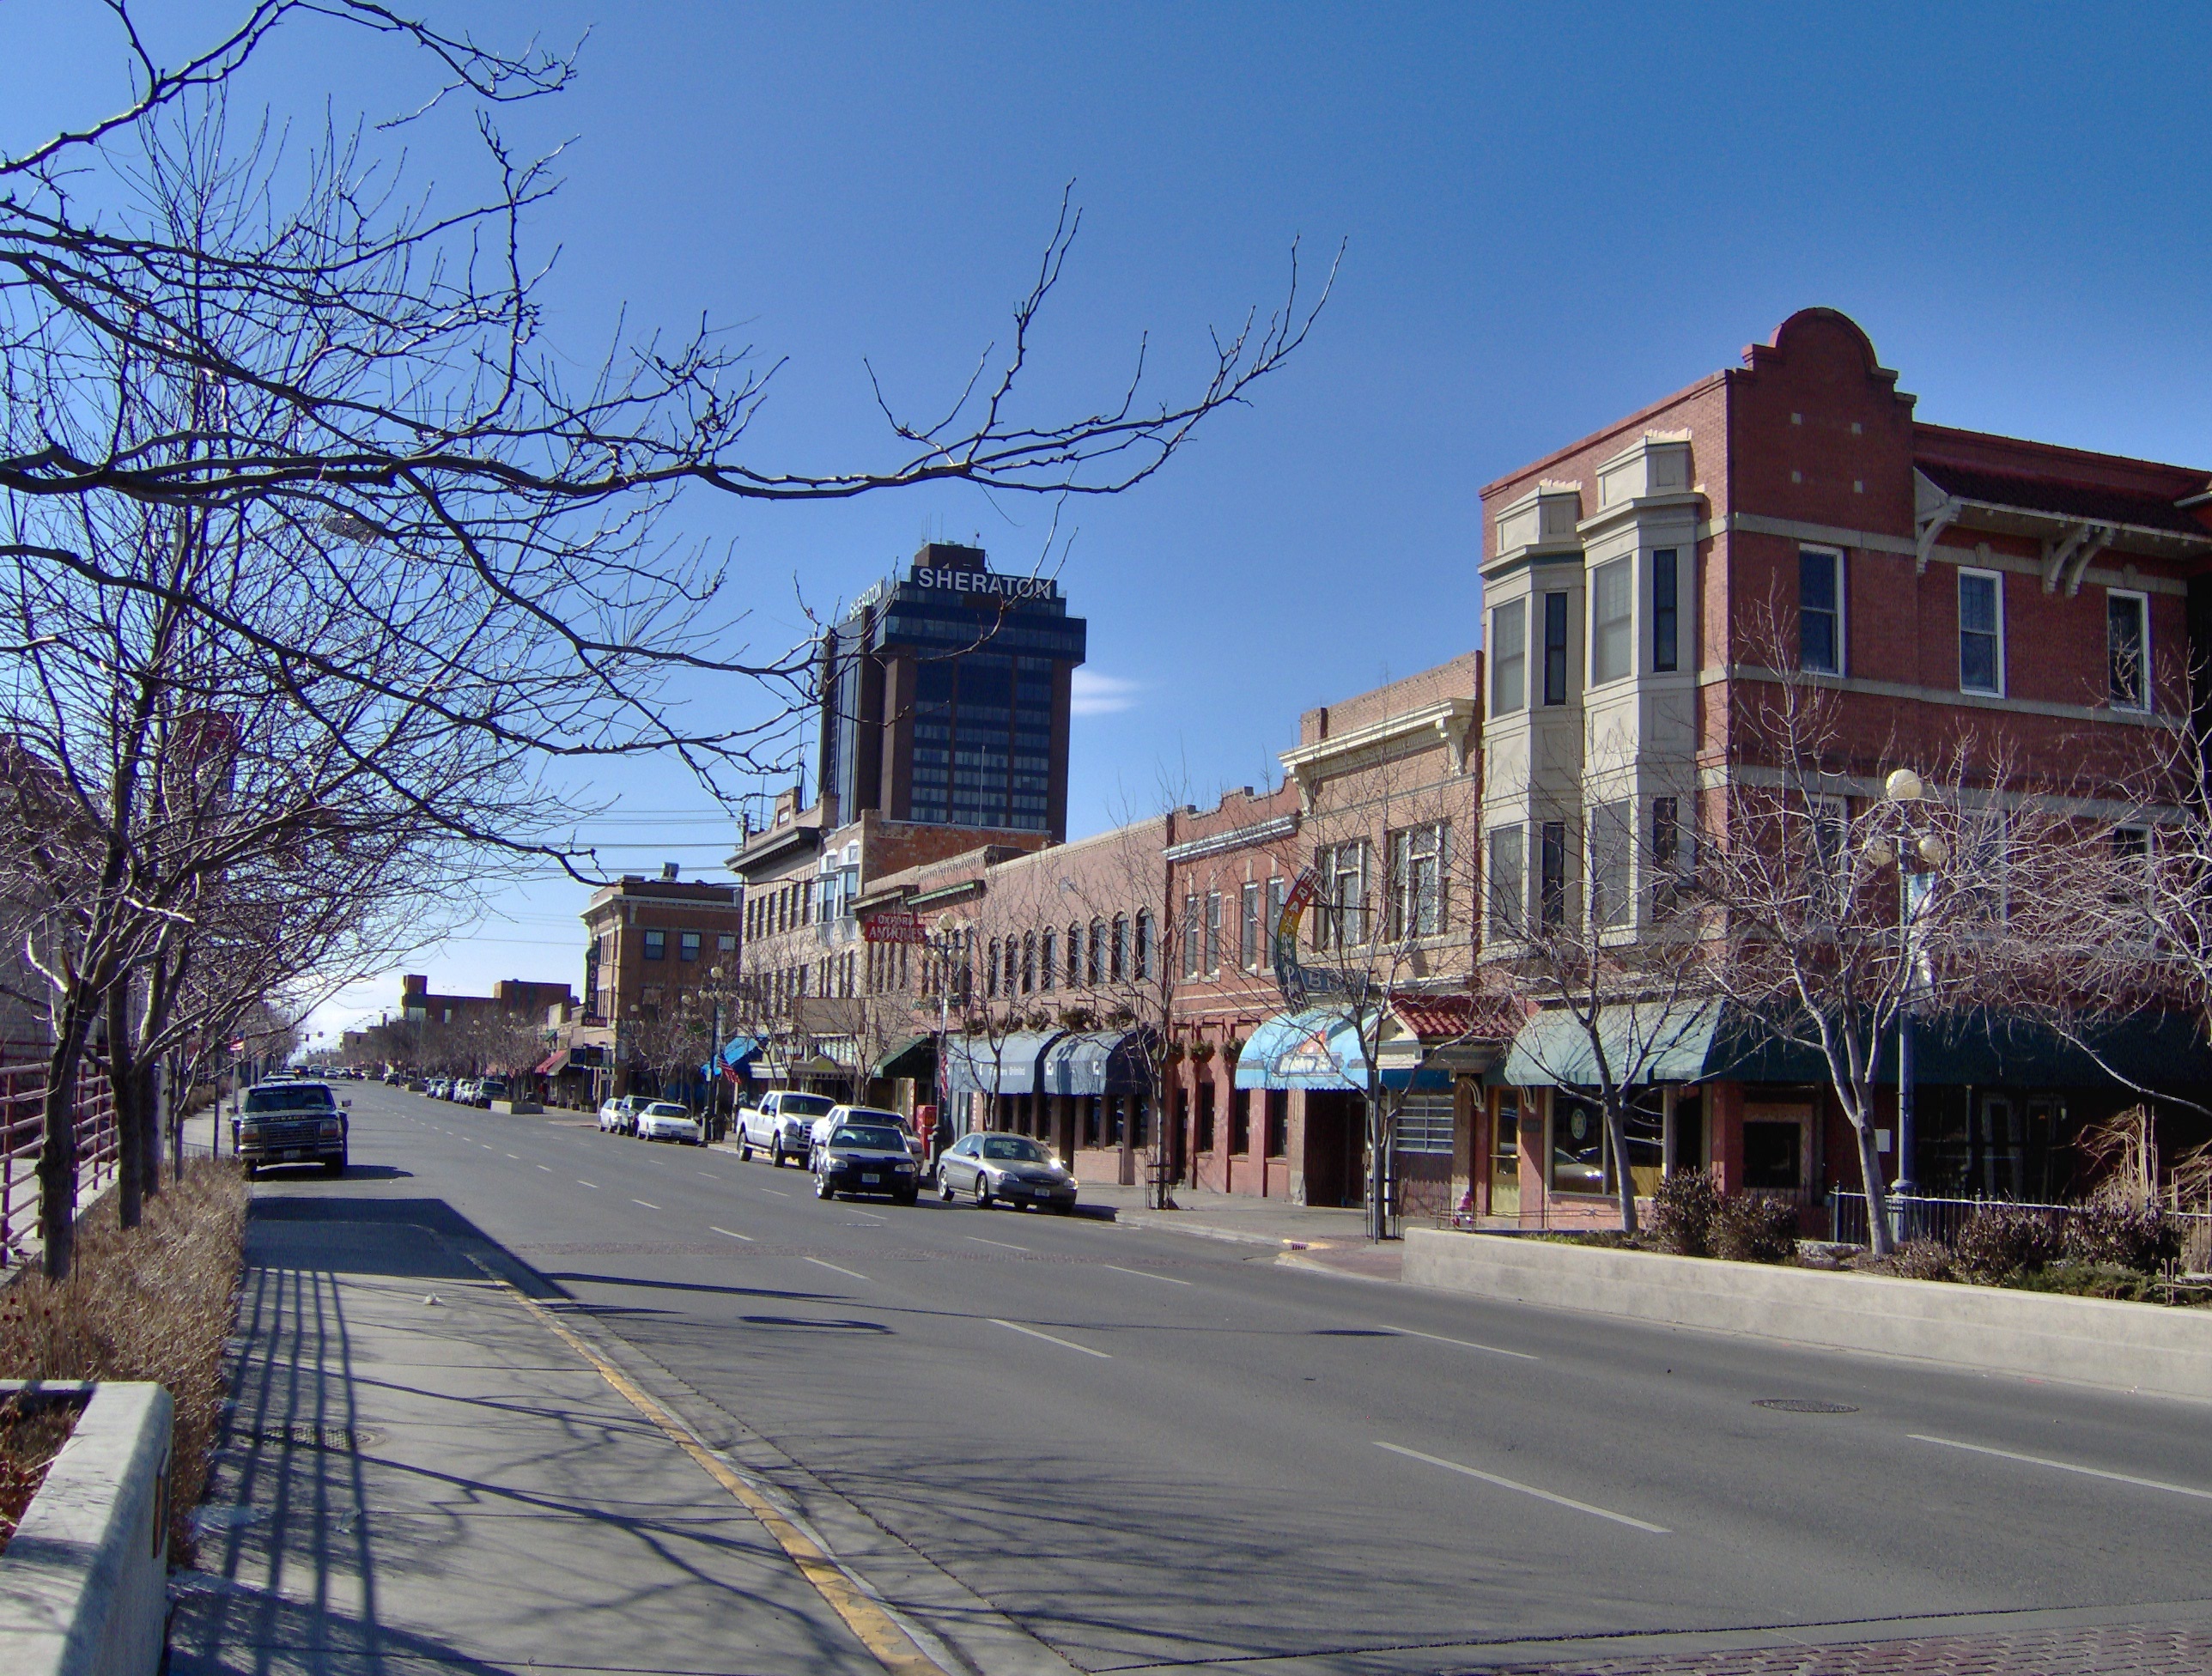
[
  {"xmin": 234, "ymin": 1080, "xmax": 349, "ymax": 1176},
  {"xmin": 813, "ymin": 1120, "xmax": 921, "ymax": 1205}
]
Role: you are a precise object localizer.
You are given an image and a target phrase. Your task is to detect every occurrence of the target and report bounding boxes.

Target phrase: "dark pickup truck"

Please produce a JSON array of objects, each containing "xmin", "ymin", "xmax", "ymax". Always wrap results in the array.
[{"xmin": 234, "ymin": 1080, "xmax": 349, "ymax": 1176}]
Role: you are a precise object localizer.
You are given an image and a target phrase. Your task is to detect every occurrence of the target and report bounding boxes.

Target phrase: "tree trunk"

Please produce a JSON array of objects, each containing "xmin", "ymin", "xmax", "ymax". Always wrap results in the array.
[
  {"xmin": 1366, "ymin": 1090, "xmax": 1390, "ymax": 1242},
  {"xmin": 1852, "ymin": 1114, "xmax": 1894, "ymax": 1257},
  {"xmin": 38, "ymin": 994, "xmax": 94, "ymax": 1282},
  {"xmin": 107, "ymin": 985, "xmax": 143, "ymax": 1231},
  {"xmin": 1605, "ymin": 1096, "xmax": 1641, "ymax": 1236}
]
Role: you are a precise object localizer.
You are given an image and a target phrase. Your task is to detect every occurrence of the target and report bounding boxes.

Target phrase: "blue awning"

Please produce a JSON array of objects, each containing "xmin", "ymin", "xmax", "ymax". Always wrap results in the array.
[
  {"xmin": 702, "ymin": 1035, "xmax": 766, "ymax": 1078},
  {"xmin": 943, "ymin": 1030, "xmax": 1063, "ymax": 1096},
  {"xmin": 1234, "ymin": 1007, "xmax": 1454, "ymax": 1091},
  {"xmin": 1042, "ymin": 1029, "xmax": 1155, "ymax": 1097}
]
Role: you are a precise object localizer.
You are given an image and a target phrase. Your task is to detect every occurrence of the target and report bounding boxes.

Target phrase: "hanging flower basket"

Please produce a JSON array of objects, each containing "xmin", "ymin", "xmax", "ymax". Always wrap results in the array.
[{"xmin": 1188, "ymin": 1041, "xmax": 1217, "ymax": 1066}]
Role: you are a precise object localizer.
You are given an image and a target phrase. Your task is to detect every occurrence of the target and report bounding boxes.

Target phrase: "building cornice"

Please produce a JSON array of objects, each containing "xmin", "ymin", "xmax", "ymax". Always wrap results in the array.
[
  {"xmin": 1279, "ymin": 698, "xmax": 1478, "ymax": 811},
  {"xmin": 1163, "ymin": 813, "xmax": 1301, "ymax": 864}
]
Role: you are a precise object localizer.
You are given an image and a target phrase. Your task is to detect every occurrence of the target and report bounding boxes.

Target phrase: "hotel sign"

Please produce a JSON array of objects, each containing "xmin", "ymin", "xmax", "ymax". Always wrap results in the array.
[{"xmin": 909, "ymin": 562, "xmax": 1059, "ymax": 600}]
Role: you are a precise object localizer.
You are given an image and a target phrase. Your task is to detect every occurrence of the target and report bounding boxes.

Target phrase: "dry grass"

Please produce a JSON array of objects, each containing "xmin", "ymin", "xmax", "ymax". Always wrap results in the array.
[
  {"xmin": 0, "ymin": 1396, "xmax": 82, "ymax": 1553},
  {"xmin": 0, "ymin": 1161, "xmax": 248, "ymax": 1561}
]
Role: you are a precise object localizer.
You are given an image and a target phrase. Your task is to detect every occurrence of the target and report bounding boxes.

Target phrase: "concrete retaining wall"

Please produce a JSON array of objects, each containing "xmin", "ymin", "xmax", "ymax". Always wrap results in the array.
[
  {"xmin": 0, "ymin": 1381, "xmax": 174, "ymax": 1676},
  {"xmin": 1403, "ymin": 1229, "xmax": 2212, "ymax": 1401}
]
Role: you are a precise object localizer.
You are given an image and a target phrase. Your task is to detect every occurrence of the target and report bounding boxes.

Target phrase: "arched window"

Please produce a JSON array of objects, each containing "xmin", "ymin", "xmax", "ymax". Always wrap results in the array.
[
  {"xmin": 1111, "ymin": 914, "xmax": 1128, "ymax": 982},
  {"xmin": 1004, "ymin": 938, "xmax": 1018, "ymax": 997},
  {"xmin": 1090, "ymin": 919, "xmax": 1106, "ymax": 984},
  {"xmin": 1066, "ymin": 924, "xmax": 1082, "ymax": 988},
  {"xmin": 1041, "ymin": 929, "xmax": 1057, "ymax": 991},
  {"xmin": 987, "ymin": 938, "xmax": 1000, "ymax": 998},
  {"xmin": 1135, "ymin": 909, "xmax": 1154, "ymax": 980},
  {"xmin": 1021, "ymin": 932, "xmax": 1036, "ymax": 995}
]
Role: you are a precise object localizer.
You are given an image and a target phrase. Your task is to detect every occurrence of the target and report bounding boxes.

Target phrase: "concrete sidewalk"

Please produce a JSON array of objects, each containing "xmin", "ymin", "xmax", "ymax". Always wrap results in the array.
[
  {"xmin": 167, "ymin": 1197, "xmax": 902, "ymax": 1676},
  {"xmin": 1073, "ymin": 1182, "xmax": 1406, "ymax": 1281}
]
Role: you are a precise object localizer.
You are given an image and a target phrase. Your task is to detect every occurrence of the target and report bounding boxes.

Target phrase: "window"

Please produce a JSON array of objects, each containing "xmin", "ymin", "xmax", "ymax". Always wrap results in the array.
[
  {"xmin": 1264, "ymin": 1090, "xmax": 1289, "ymax": 1157},
  {"xmin": 1650, "ymin": 797, "xmax": 1682, "ymax": 914},
  {"xmin": 1090, "ymin": 919, "xmax": 1106, "ymax": 984},
  {"xmin": 1111, "ymin": 915, "xmax": 1128, "ymax": 982},
  {"xmin": 1231, "ymin": 1087, "xmax": 1252, "ymax": 1154},
  {"xmin": 1389, "ymin": 823, "xmax": 1448, "ymax": 938},
  {"xmin": 1651, "ymin": 548, "xmax": 1679, "ymax": 673},
  {"xmin": 1542, "ymin": 592, "xmax": 1571, "ymax": 704},
  {"xmin": 1958, "ymin": 568, "xmax": 2003, "ymax": 695},
  {"xmin": 986, "ymin": 938, "xmax": 1000, "ymax": 998},
  {"xmin": 1182, "ymin": 895, "xmax": 1202, "ymax": 981},
  {"xmin": 1799, "ymin": 547, "xmax": 1843, "ymax": 674},
  {"xmin": 1136, "ymin": 909, "xmax": 1154, "ymax": 980},
  {"xmin": 1589, "ymin": 800, "xmax": 1632, "ymax": 929},
  {"xmin": 2109, "ymin": 590, "xmax": 2148, "ymax": 709},
  {"xmin": 679, "ymin": 930, "xmax": 702, "ymax": 962},
  {"xmin": 1540, "ymin": 821, "xmax": 1568, "ymax": 931},
  {"xmin": 1241, "ymin": 882, "xmax": 1262, "ymax": 970},
  {"xmin": 1195, "ymin": 1081, "xmax": 1216, "ymax": 1153},
  {"xmin": 1810, "ymin": 797, "xmax": 1850, "ymax": 910},
  {"xmin": 1018, "ymin": 935, "xmax": 1031, "ymax": 995},
  {"xmin": 1267, "ymin": 877, "xmax": 1285, "ymax": 967},
  {"xmin": 1491, "ymin": 598, "xmax": 1526, "ymax": 715},
  {"xmin": 1205, "ymin": 891, "xmax": 1222, "ymax": 973},
  {"xmin": 1486, "ymin": 825, "xmax": 1523, "ymax": 937},
  {"xmin": 1551, "ymin": 1095, "xmax": 1604, "ymax": 1193},
  {"xmin": 642, "ymin": 929, "xmax": 666, "ymax": 962},
  {"xmin": 1590, "ymin": 557, "xmax": 1632, "ymax": 685},
  {"xmin": 717, "ymin": 932, "xmax": 737, "ymax": 956},
  {"xmin": 1395, "ymin": 1092, "xmax": 1455, "ymax": 1157},
  {"xmin": 1041, "ymin": 929, "xmax": 1056, "ymax": 991},
  {"xmin": 1317, "ymin": 841, "xmax": 1370, "ymax": 950}
]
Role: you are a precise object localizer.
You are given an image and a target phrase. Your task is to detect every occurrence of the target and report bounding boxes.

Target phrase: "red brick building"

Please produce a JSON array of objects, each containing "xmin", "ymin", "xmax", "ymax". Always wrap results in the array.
[{"xmin": 1475, "ymin": 307, "xmax": 2212, "ymax": 1228}]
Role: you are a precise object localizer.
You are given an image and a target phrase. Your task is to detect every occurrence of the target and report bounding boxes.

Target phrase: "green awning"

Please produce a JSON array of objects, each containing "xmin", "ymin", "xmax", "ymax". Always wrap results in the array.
[
  {"xmin": 1500, "ymin": 1000, "xmax": 1736, "ymax": 1089},
  {"xmin": 871, "ymin": 1035, "xmax": 935, "ymax": 1080}
]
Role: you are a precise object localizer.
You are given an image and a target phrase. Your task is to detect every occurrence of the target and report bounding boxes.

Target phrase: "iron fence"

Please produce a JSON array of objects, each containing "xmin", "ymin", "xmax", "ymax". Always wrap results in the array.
[
  {"xmin": 1832, "ymin": 1191, "xmax": 2212, "ymax": 1266},
  {"xmin": 2, "ymin": 1041, "xmax": 118, "ymax": 1267}
]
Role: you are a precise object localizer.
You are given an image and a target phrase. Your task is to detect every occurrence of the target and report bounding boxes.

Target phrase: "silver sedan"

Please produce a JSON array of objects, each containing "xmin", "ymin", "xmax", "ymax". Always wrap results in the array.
[{"xmin": 935, "ymin": 1133, "xmax": 1077, "ymax": 1212}]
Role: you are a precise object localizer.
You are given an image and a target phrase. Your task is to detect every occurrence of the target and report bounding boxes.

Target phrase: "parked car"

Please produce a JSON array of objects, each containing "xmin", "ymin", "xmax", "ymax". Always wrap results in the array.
[
  {"xmin": 635, "ymin": 1101, "xmax": 702, "ymax": 1145},
  {"xmin": 737, "ymin": 1090, "xmax": 836, "ymax": 1168},
  {"xmin": 473, "ymin": 1077, "xmax": 509, "ymax": 1109},
  {"xmin": 812, "ymin": 1114, "xmax": 921, "ymax": 1204},
  {"xmin": 598, "ymin": 1095, "xmax": 649, "ymax": 1136},
  {"xmin": 807, "ymin": 1103, "xmax": 907, "ymax": 1171},
  {"xmin": 935, "ymin": 1133, "xmax": 1077, "ymax": 1212},
  {"xmin": 234, "ymin": 1079, "xmax": 349, "ymax": 1177}
]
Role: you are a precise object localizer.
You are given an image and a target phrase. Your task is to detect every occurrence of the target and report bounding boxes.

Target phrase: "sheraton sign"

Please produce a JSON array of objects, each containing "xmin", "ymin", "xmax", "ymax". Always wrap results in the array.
[{"xmin": 909, "ymin": 562, "xmax": 1059, "ymax": 600}]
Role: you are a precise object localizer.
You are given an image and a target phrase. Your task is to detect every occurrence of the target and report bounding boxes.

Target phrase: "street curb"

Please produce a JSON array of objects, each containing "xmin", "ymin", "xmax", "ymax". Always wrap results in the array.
[{"xmin": 1112, "ymin": 1212, "xmax": 1310, "ymax": 1251}]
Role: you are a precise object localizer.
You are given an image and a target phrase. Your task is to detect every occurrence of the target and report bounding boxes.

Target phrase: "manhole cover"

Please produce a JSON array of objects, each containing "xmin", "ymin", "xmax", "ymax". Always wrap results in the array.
[
  {"xmin": 247, "ymin": 1423, "xmax": 383, "ymax": 1451},
  {"xmin": 1753, "ymin": 1399, "xmax": 1858, "ymax": 1414}
]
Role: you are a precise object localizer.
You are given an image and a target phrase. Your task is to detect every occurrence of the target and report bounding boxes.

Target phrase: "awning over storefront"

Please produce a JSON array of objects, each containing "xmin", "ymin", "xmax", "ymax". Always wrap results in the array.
[
  {"xmin": 1496, "ymin": 1002, "xmax": 2212, "ymax": 1091},
  {"xmin": 533, "ymin": 1050, "xmax": 567, "ymax": 1076},
  {"xmin": 1042, "ymin": 1029, "xmax": 1155, "ymax": 1097},
  {"xmin": 943, "ymin": 1031, "xmax": 1061, "ymax": 1096},
  {"xmin": 1234, "ymin": 1008, "xmax": 1454, "ymax": 1092},
  {"xmin": 758, "ymin": 1052, "xmax": 845, "ymax": 1082},
  {"xmin": 872, "ymin": 1035, "xmax": 935, "ymax": 1080},
  {"xmin": 701, "ymin": 1035, "xmax": 766, "ymax": 1079}
]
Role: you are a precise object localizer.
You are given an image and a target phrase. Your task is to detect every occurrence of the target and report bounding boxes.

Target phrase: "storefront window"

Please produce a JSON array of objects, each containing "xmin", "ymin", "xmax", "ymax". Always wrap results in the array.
[
  {"xmin": 1550, "ymin": 1096, "xmax": 1605, "ymax": 1194},
  {"xmin": 1607, "ymin": 1095, "xmax": 1664, "ymax": 1199}
]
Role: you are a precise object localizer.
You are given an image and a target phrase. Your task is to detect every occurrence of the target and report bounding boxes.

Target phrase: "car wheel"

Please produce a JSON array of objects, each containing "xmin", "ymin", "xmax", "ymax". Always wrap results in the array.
[
  {"xmin": 896, "ymin": 1188, "xmax": 919, "ymax": 1207},
  {"xmin": 814, "ymin": 1171, "xmax": 836, "ymax": 1200},
  {"xmin": 325, "ymin": 1153, "xmax": 346, "ymax": 1176},
  {"xmin": 244, "ymin": 1163, "xmax": 259, "ymax": 1181},
  {"xmin": 738, "ymin": 1135, "xmax": 752, "ymax": 1161},
  {"xmin": 973, "ymin": 1174, "xmax": 993, "ymax": 1210},
  {"xmin": 1051, "ymin": 1202, "xmax": 1073, "ymax": 1215},
  {"xmin": 771, "ymin": 1141, "xmax": 785, "ymax": 1168},
  {"xmin": 937, "ymin": 1167, "xmax": 956, "ymax": 1203}
]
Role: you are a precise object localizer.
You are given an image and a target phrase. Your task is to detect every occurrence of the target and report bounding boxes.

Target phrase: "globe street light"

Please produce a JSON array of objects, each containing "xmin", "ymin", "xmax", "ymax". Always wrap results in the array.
[{"xmin": 1874, "ymin": 768, "xmax": 1947, "ymax": 1222}]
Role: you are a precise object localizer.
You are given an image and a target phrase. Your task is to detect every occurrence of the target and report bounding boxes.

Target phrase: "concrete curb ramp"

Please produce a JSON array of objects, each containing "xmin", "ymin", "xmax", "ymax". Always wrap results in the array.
[
  {"xmin": 1404, "ymin": 1229, "xmax": 2212, "ymax": 1402},
  {"xmin": 0, "ymin": 1381, "xmax": 173, "ymax": 1676}
]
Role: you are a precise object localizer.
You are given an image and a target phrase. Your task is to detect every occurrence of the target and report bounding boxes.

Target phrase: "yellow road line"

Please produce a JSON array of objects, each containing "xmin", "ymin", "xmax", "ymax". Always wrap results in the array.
[{"xmin": 469, "ymin": 1261, "xmax": 944, "ymax": 1676}]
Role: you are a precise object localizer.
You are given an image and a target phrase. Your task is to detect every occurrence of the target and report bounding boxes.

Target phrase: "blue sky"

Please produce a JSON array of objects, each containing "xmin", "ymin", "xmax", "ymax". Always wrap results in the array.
[{"xmin": 10, "ymin": 3, "xmax": 2209, "ymax": 1047}]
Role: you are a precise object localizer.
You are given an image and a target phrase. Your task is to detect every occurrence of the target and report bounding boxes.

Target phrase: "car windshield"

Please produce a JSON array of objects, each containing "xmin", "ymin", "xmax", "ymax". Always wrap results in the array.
[
  {"xmin": 644, "ymin": 1103, "xmax": 689, "ymax": 1117},
  {"xmin": 244, "ymin": 1084, "xmax": 335, "ymax": 1114},
  {"xmin": 831, "ymin": 1126, "xmax": 906, "ymax": 1150},
  {"xmin": 779, "ymin": 1094, "xmax": 834, "ymax": 1116},
  {"xmin": 981, "ymin": 1136, "xmax": 1051, "ymax": 1163}
]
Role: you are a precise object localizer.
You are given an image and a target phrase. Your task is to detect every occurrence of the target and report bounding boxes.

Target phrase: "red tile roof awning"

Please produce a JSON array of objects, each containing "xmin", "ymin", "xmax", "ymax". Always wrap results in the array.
[{"xmin": 534, "ymin": 1050, "xmax": 568, "ymax": 1076}]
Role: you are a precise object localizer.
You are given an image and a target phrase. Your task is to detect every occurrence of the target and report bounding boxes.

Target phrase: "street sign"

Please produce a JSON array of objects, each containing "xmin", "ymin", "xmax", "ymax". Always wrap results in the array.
[{"xmin": 862, "ymin": 910, "xmax": 927, "ymax": 945}]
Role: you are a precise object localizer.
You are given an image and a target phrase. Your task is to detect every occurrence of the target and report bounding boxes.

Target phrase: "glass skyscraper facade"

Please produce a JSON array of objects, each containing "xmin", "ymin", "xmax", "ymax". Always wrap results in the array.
[{"xmin": 819, "ymin": 544, "xmax": 1085, "ymax": 840}]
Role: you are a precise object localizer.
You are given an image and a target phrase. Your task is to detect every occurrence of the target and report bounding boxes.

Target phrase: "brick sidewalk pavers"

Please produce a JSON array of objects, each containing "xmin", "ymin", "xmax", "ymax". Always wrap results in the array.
[{"xmin": 1487, "ymin": 1618, "xmax": 2212, "ymax": 1675}]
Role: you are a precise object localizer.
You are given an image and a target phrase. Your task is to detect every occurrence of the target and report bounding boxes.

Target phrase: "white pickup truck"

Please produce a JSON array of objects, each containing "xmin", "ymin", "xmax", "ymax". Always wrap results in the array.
[{"xmin": 736, "ymin": 1089, "xmax": 836, "ymax": 1167}]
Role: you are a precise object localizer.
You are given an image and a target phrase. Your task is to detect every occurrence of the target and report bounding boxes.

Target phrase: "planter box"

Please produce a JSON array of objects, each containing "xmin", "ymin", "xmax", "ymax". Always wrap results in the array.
[
  {"xmin": 0, "ymin": 1381, "xmax": 173, "ymax": 1676},
  {"xmin": 1404, "ymin": 1229, "xmax": 2212, "ymax": 1402},
  {"xmin": 489, "ymin": 1098, "xmax": 543, "ymax": 1115}
]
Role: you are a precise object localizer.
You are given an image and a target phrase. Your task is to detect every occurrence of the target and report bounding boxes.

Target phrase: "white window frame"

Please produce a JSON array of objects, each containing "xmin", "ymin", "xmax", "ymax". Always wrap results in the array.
[
  {"xmin": 1490, "ymin": 598, "xmax": 1526, "ymax": 715},
  {"xmin": 1956, "ymin": 567, "xmax": 2005, "ymax": 696},
  {"xmin": 2107, "ymin": 588, "xmax": 2150, "ymax": 712},
  {"xmin": 1798, "ymin": 545, "xmax": 1845, "ymax": 677},
  {"xmin": 1589, "ymin": 557, "xmax": 1634, "ymax": 687}
]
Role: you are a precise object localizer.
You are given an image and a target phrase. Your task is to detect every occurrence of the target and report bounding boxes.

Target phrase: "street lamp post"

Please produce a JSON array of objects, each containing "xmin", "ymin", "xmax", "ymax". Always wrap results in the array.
[{"xmin": 1867, "ymin": 768, "xmax": 1951, "ymax": 1235}]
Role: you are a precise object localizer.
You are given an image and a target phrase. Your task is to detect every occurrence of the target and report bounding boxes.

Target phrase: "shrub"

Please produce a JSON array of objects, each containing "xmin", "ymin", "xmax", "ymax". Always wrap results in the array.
[
  {"xmin": 0, "ymin": 1160, "xmax": 248, "ymax": 1561},
  {"xmin": 2007, "ymin": 1262, "xmax": 2163, "ymax": 1303},
  {"xmin": 2064, "ymin": 1201, "xmax": 2181, "ymax": 1273},
  {"xmin": 1953, "ymin": 1205, "xmax": 2065, "ymax": 1283},
  {"xmin": 1711, "ymin": 1194, "xmax": 1800, "ymax": 1264},
  {"xmin": 1882, "ymin": 1238, "xmax": 1958, "ymax": 1282},
  {"xmin": 1649, "ymin": 1169, "xmax": 1723, "ymax": 1257}
]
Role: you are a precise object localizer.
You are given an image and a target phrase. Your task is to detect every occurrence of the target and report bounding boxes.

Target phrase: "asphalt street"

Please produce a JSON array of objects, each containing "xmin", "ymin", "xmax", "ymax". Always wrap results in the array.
[{"xmin": 241, "ymin": 1082, "xmax": 2212, "ymax": 1675}]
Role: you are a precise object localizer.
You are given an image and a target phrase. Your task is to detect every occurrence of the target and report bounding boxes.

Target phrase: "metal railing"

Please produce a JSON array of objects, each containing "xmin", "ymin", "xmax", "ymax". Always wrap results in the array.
[
  {"xmin": 1833, "ymin": 1191, "xmax": 2212, "ymax": 1260},
  {"xmin": 2, "ymin": 1041, "xmax": 119, "ymax": 1267}
]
